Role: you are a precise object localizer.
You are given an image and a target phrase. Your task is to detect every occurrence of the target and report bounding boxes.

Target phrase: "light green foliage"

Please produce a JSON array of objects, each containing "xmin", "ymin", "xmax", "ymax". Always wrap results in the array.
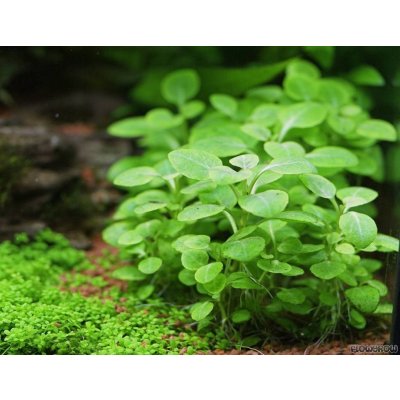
[
  {"xmin": 0, "ymin": 231, "xmax": 229, "ymax": 354},
  {"xmin": 106, "ymin": 63, "xmax": 398, "ymax": 341}
]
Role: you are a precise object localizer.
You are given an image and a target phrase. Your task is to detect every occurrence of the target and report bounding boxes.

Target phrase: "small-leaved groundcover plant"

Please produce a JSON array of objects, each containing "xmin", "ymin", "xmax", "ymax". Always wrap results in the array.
[{"xmin": 105, "ymin": 61, "xmax": 399, "ymax": 341}]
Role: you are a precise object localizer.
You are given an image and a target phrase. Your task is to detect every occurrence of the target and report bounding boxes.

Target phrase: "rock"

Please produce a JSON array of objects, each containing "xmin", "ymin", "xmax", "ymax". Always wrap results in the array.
[
  {"xmin": 0, "ymin": 125, "xmax": 74, "ymax": 166},
  {"xmin": 13, "ymin": 167, "xmax": 79, "ymax": 194}
]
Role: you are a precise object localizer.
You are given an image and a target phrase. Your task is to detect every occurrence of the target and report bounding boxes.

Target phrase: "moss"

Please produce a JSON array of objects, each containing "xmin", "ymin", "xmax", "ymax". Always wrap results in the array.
[{"xmin": 0, "ymin": 229, "xmax": 229, "ymax": 354}]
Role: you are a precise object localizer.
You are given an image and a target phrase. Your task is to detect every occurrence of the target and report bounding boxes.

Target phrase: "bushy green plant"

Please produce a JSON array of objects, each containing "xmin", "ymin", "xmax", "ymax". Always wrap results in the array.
[
  {"xmin": 106, "ymin": 60, "xmax": 399, "ymax": 340},
  {"xmin": 0, "ymin": 230, "xmax": 229, "ymax": 354}
]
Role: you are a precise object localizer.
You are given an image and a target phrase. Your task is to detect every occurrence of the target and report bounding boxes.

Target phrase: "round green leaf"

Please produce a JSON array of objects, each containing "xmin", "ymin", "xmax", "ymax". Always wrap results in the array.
[
  {"xmin": 229, "ymin": 154, "xmax": 259, "ymax": 169},
  {"xmin": 203, "ymin": 274, "xmax": 226, "ymax": 294},
  {"xmin": 195, "ymin": 262, "xmax": 223, "ymax": 284},
  {"xmin": 161, "ymin": 69, "xmax": 200, "ymax": 106},
  {"xmin": 209, "ymin": 166, "xmax": 251, "ymax": 185},
  {"xmin": 134, "ymin": 202, "xmax": 167, "ymax": 215},
  {"xmin": 306, "ymin": 146, "xmax": 358, "ymax": 168},
  {"xmin": 180, "ymin": 100, "xmax": 205, "ymax": 119},
  {"xmin": 264, "ymin": 142, "xmax": 305, "ymax": 158},
  {"xmin": 172, "ymin": 235, "xmax": 210, "ymax": 252},
  {"xmin": 191, "ymin": 136, "xmax": 247, "ymax": 157},
  {"xmin": 138, "ymin": 257, "xmax": 162, "ymax": 274},
  {"xmin": 210, "ymin": 94, "xmax": 238, "ymax": 117},
  {"xmin": 118, "ymin": 230, "xmax": 144, "ymax": 246},
  {"xmin": 277, "ymin": 288, "xmax": 306, "ymax": 304},
  {"xmin": 191, "ymin": 301, "xmax": 214, "ymax": 321},
  {"xmin": 339, "ymin": 211, "xmax": 377, "ymax": 249},
  {"xmin": 299, "ymin": 174, "xmax": 336, "ymax": 199},
  {"xmin": 112, "ymin": 267, "xmax": 146, "ymax": 281},
  {"xmin": 336, "ymin": 186, "xmax": 378, "ymax": 209},
  {"xmin": 367, "ymin": 280, "xmax": 388, "ymax": 297},
  {"xmin": 349, "ymin": 309, "xmax": 367, "ymax": 329},
  {"xmin": 137, "ymin": 284, "xmax": 155, "ymax": 300},
  {"xmin": 146, "ymin": 108, "xmax": 184, "ymax": 129},
  {"xmin": 250, "ymin": 104, "xmax": 278, "ymax": 126},
  {"xmin": 181, "ymin": 250, "xmax": 209, "ymax": 271},
  {"xmin": 231, "ymin": 309, "xmax": 251, "ymax": 324},
  {"xmin": 283, "ymin": 74, "xmax": 318, "ymax": 101},
  {"xmin": 168, "ymin": 149, "xmax": 222, "ymax": 180},
  {"xmin": 108, "ymin": 116, "xmax": 150, "ymax": 138},
  {"xmin": 345, "ymin": 286, "xmax": 380, "ymax": 313},
  {"xmin": 356, "ymin": 119, "xmax": 397, "ymax": 142},
  {"xmin": 257, "ymin": 260, "xmax": 292, "ymax": 274},
  {"xmin": 114, "ymin": 167, "xmax": 158, "ymax": 187},
  {"xmin": 348, "ymin": 65, "xmax": 385, "ymax": 87},
  {"xmin": 178, "ymin": 269, "xmax": 197, "ymax": 286},
  {"xmin": 278, "ymin": 102, "xmax": 327, "ymax": 133},
  {"xmin": 222, "ymin": 236, "xmax": 265, "ymax": 262},
  {"xmin": 239, "ymin": 190, "xmax": 288, "ymax": 218},
  {"xmin": 241, "ymin": 123, "xmax": 271, "ymax": 141},
  {"xmin": 177, "ymin": 204, "xmax": 225, "ymax": 222},
  {"xmin": 267, "ymin": 157, "xmax": 316, "ymax": 174},
  {"xmin": 310, "ymin": 261, "xmax": 346, "ymax": 280}
]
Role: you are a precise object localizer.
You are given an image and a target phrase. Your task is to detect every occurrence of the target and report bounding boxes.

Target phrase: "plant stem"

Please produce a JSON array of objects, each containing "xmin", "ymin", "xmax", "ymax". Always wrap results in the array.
[{"xmin": 223, "ymin": 211, "xmax": 238, "ymax": 233}]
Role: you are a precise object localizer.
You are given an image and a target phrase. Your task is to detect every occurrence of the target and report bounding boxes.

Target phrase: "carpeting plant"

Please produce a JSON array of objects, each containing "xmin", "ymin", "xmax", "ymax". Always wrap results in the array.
[
  {"xmin": 0, "ymin": 230, "xmax": 229, "ymax": 354},
  {"xmin": 106, "ymin": 61, "xmax": 399, "ymax": 340}
]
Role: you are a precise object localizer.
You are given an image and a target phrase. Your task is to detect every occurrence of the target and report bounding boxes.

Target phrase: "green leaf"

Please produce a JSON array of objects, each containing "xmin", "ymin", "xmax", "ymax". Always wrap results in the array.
[
  {"xmin": 239, "ymin": 190, "xmax": 288, "ymax": 218},
  {"xmin": 118, "ymin": 231, "xmax": 144, "ymax": 246},
  {"xmin": 306, "ymin": 146, "xmax": 358, "ymax": 168},
  {"xmin": 231, "ymin": 309, "xmax": 251, "ymax": 324},
  {"xmin": 345, "ymin": 286, "xmax": 380, "ymax": 313},
  {"xmin": 310, "ymin": 261, "xmax": 346, "ymax": 280},
  {"xmin": 172, "ymin": 235, "xmax": 210, "ymax": 252},
  {"xmin": 335, "ymin": 243, "xmax": 355, "ymax": 255},
  {"xmin": 267, "ymin": 157, "xmax": 316, "ymax": 174},
  {"xmin": 283, "ymin": 74, "xmax": 318, "ymax": 101},
  {"xmin": 134, "ymin": 202, "xmax": 167, "ymax": 215},
  {"xmin": 230, "ymin": 276, "xmax": 263, "ymax": 290},
  {"xmin": 367, "ymin": 280, "xmax": 388, "ymax": 297},
  {"xmin": 250, "ymin": 104, "xmax": 278, "ymax": 126},
  {"xmin": 191, "ymin": 136, "xmax": 247, "ymax": 157},
  {"xmin": 137, "ymin": 284, "xmax": 155, "ymax": 300},
  {"xmin": 356, "ymin": 119, "xmax": 397, "ymax": 142},
  {"xmin": 178, "ymin": 269, "xmax": 196, "ymax": 286},
  {"xmin": 348, "ymin": 65, "xmax": 385, "ymax": 86},
  {"xmin": 264, "ymin": 142, "xmax": 305, "ymax": 158},
  {"xmin": 112, "ymin": 267, "xmax": 146, "ymax": 281},
  {"xmin": 138, "ymin": 257, "xmax": 162, "ymax": 274},
  {"xmin": 373, "ymin": 234, "xmax": 399, "ymax": 252},
  {"xmin": 229, "ymin": 154, "xmax": 259, "ymax": 169},
  {"xmin": 349, "ymin": 309, "xmax": 366, "ymax": 329},
  {"xmin": 336, "ymin": 186, "xmax": 378, "ymax": 209},
  {"xmin": 135, "ymin": 220, "xmax": 163, "ymax": 238},
  {"xmin": 222, "ymin": 236, "xmax": 265, "ymax": 262},
  {"xmin": 374, "ymin": 303, "xmax": 393, "ymax": 315},
  {"xmin": 146, "ymin": 108, "xmax": 184, "ymax": 129},
  {"xmin": 210, "ymin": 94, "xmax": 238, "ymax": 117},
  {"xmin": 317, "ymin": 80, "xmax": 351, "ymax": 107},
  {"xmin": 168, "ymin": 149, "xmax": 222, "ymax": 180},
  {"xmin": 277, "ymin": 288, "xmax": 306, "ymax": 305},
  {"xmin": 114, "ymin": 167, "xmax": 159, "ymax": 187},
  {"xmin": 199, "ymin": 185, "xmax": 237, "ymax": 209},
  {"xmin": 278, "ymin": 102, "xmax": 327, "ymax": 136},
  {"xmin": 203, "ymin": 274, "xmax": 226, "ymax": 294},
  {"xmin": 181, "ymin": 180, "xmax": 216, "ymax": 195},
  {"xmin": 195, "ymin": 262, "xmax": 223, "ymax": 284},
  {"xmin": 161, "ymin": 69, "xmax": 200, "ymax": 106},
  {"xmin": 178, "ymin": 204, "xmax": 225, "ymax": 222},
  {"xmin": 275, "ymin": 211, "xmax": 321, "ymax": 226},
  {"xmin": 299, "ymin": 174, "xmax": 336, "ymax": 199},
  {"xmin": 287, "ymin": 59, "xmax": 320, "ymax": 79},
  {"xmin": 241, "ymin": 123, "xmax": 271, "ymax": 140},
  {"xmin": 180, "ymin": 100, "xmax": 205, "ymax": 119},
  {"xmin": 191, "ymin": 301, "xmax": 214, "ymax": 321},
  {"xmin": 108, "ymin": 116, "xmax": 150, "ymax": 138},
  {"xmin": 181, "ymin": 250, "xmax": 209, "ymax": 271},
  {"xmin": 339, "ymin": 212, "xmax": 377, "ymax": 249},
  {"xmin": 103, "ymin": 222, "xmax": 134, "ymax": 247},
  {"xmin": 257, "ymin": 260, "xmax": 292, "ymax": 274},
  {"xmin": 209, "ymin": 166, "xmax": 251, "ymax": 185}
]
